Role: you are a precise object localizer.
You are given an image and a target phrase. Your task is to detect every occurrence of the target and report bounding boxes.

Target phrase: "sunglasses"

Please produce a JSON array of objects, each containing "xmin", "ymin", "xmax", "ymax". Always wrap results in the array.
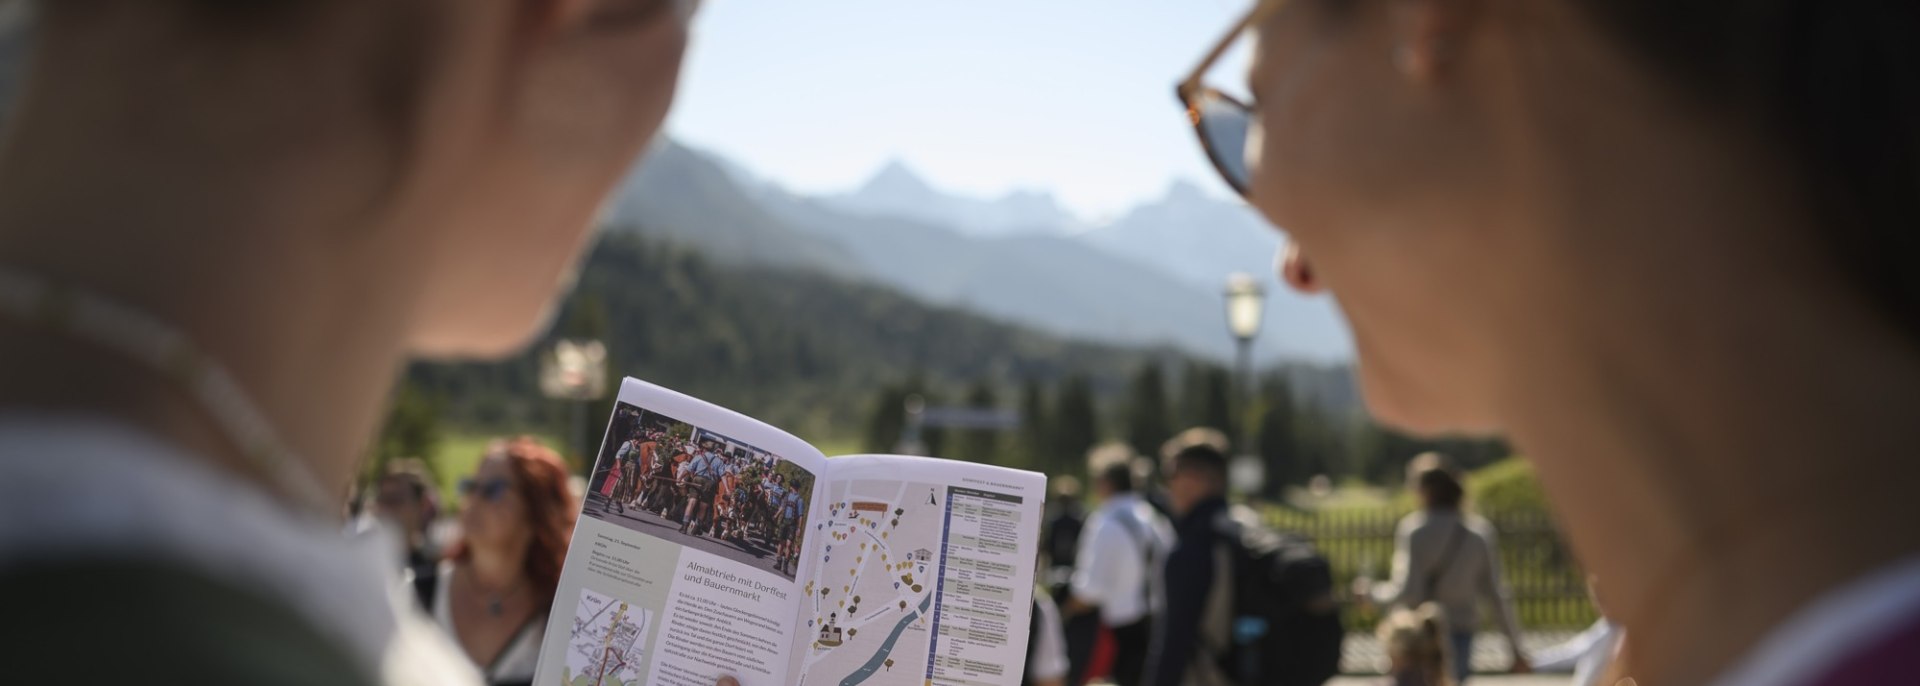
[
  {"xmin": 459, "ymin": 477, "xmax": 514, "ymax": 503},
  {"xmin": 1176, "ymin": 1, "xmax": 1285, "ymax": 198}
]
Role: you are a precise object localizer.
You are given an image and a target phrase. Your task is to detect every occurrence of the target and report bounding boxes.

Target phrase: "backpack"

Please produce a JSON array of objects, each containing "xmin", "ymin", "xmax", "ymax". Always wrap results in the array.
[{"xmin": 1210, "ymin": 506, "xmax": 1344, "ymax": 686}]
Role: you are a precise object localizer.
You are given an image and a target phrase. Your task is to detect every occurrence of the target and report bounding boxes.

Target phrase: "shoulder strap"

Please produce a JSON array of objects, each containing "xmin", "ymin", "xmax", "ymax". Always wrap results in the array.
[
  {"xmin": 1112, "ymin": 504, "xmax": 1158, "ymax": 607},
  {"xmin": 1421, "ymin": 520, "xmax": 1469, "ymax": 600}
]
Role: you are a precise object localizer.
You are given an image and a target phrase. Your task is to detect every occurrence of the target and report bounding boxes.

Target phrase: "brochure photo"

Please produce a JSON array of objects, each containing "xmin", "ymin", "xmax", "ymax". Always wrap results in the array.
[{"xmin": 534, "ymin": 378, "xmax": 1047, "ymax": 686}]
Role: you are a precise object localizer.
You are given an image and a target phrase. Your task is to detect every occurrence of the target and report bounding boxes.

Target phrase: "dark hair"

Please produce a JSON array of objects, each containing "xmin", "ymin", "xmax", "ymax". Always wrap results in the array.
[
  {"xmin": 447, "ymin": 437, "xmax": 577, "ymax": 611},
  {"xmin": 1167, "ymin": 443, "xmax": 1228, "ymax": 487},
  {"xmin": 1098, "ymin": 461, "xmax": 1135, "ymax": 494},
  {"xmin": 1159, "ymin": 427, "xmax": 1232, "ymax": 465},
  {"xmin": 380, "ymin": 458, "xmax": 434, "ymax": 502},
  {"xmin": 1571, "ymin": 1, "xmax": 1920, "ymax": 338},
  {"xmin": 1416, "ymin": 467, "xmax": 1465, "ymax": 511}
]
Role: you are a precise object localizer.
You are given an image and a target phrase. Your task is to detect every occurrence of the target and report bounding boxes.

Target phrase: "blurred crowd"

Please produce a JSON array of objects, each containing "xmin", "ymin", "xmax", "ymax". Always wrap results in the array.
[{"xmin": 347, "ymin": 427, "xmax": 1600, "ymax": 686}]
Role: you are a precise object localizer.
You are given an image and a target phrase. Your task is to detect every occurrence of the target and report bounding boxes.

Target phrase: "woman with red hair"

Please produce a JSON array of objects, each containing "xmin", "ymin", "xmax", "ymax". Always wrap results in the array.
[{"xmin": 428, "ymin": 437, "xmax": 576, "ymax": 686}]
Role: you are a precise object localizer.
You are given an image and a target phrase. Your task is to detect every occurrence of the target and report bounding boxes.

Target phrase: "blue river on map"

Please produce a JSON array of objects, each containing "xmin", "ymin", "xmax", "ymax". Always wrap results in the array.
[{"xmin": 838, "ymin": 592, "xmax": 936, "ymax": 686}]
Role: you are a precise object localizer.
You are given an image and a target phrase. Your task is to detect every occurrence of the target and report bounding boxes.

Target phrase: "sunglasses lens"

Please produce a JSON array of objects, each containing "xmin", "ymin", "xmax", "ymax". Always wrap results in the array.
[
  {"xmin": 483, "ymin": 480, "xmax": 511, "ymax": 502},
  {"xmin": 1195, "ymin": 92, "xmax": 1254, "ymax": 194}
]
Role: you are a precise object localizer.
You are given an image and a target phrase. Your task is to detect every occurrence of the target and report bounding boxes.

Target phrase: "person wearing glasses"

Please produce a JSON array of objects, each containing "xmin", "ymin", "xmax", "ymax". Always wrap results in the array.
[
  {"xmin": 0, "ymin": 0, "xmax": 700, "ymax": 684},
  {"xmin": 431, "ymin": 438, "xmax": 576, "ymax": 686},
  {"xmin": 1178, "ymin": 1, "xmax": 1920, "ymax": 684}
]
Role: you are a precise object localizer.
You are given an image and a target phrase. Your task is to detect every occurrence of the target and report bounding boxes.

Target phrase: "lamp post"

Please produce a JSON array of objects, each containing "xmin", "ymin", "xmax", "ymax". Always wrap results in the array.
[
  {"xmin": 539, "ymin": 338, "xmax": 609, "ymax": 462},
  {"xmin": 1223, "ymin": 273, "xmax": 1267, "ymax": 495},
  {"xmin": 896, "ymin": 394, "xmax": 928, "ymax": 456}
]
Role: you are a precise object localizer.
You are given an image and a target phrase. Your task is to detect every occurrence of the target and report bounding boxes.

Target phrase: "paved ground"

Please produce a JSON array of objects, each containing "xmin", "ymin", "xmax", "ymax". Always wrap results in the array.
[
  {"xmin": 1341, "ymin": 630, "xmax": 1580, "ymax": 675},
  {"xmin": 581, "ymin": 492, "xmax": 797, "ymax": 580},
  {"xmin": 1329, "ymin": 676, "xmax": 1571, "ymax": 686}
]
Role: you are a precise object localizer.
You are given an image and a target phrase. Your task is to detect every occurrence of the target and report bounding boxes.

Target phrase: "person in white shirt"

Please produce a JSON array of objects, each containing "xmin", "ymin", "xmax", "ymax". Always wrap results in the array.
[
  {"xmin": 1026, "ymin": 589, "xmax": 1072, "ymax": 686},
  {"xmin": 1066, "ymin": 445, "xmax": 1175, "ymax": 686}
]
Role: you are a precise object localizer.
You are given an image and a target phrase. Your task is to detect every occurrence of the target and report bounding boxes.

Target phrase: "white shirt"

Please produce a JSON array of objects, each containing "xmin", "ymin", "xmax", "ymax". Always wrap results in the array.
[
  {"xmin": 1028, "ymin": 590, "xmax": 1070, "ymax": 683},
  {"xmin": 1070, "ymin": 492, "xmax": 1174, "ymax": 626},
  {"xmin": 429, "ymin": 562, "xmax": 547, "ymax": 685},
  {"xmin": 0, "ymin": 416, "xmax": 481, "ymax": 686}
]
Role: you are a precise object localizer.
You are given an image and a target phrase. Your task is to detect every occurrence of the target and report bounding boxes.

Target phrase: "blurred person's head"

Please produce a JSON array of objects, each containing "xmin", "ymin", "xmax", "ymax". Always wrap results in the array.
[
  {"xmin": 1158, "ymin": 427, "xmax": 1231, "ymax": 474},
  {"xmin": 1234, "ymin": 0, "xmax": 1920, "ymax": 435},
  {"xmin": 1051, "ymin": 475, "xmax": 1082, "ymax": 508},
  {"xmin": 0, "ymin": 0, "xmax": 694, "ymax": 494},
  {"xmin": 374, "ymin": 458, "xmax": 438, "ymax": 541},
  {"xmin": 1379, "ymin": 603, "xmax": 1452, "ymax": 686},
  {"xmin": 1164, "ymin": 441, "xmax": 1228, "ymax": 517},
  {"xmin": 1195, "ymin": 6, "xmax": 1920, "ymax": 677},
  {"xmin": 1405, "ymin": 452, "xmax": 1465, "ymax": 511},
  {"xmin": 451, "ymin": 437, "xmax": 576, "ymax": 605},
  {"xmin": 1085, "ymin": 442, "xmax": 1137, "ymax": 500},
  {"xmin": 10, "ymin": 0, "xmax": 689, "ymax": 356}
]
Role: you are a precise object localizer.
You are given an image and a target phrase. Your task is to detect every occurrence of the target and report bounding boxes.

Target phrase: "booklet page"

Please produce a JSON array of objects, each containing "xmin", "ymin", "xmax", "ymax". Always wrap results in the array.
[
  {"xmin": 536, "ymin": 379, "xmax": 827, "ymax": 686},
  {"xmin": 790, "ymin": 455, "xmax": 1045, "ymax": 686}
]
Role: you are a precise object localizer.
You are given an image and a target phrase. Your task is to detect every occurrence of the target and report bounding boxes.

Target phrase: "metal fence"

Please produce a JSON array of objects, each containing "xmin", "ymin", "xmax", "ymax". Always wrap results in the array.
[{"xmin": 1265, "ymin": 507, "xmax": 1597, "ymax": 632}]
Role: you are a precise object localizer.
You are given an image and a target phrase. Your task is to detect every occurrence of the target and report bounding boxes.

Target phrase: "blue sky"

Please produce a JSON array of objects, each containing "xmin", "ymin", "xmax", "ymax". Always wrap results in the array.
[{"xmin": 665, "ymin": 0, "xmax": 1256, "ymax": 221}]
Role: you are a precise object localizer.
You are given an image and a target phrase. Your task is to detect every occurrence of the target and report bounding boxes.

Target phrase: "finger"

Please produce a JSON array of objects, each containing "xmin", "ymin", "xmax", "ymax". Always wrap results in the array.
[{"xmin": 716, "ymin": 677, "xmax": 741, "ymax": 686}]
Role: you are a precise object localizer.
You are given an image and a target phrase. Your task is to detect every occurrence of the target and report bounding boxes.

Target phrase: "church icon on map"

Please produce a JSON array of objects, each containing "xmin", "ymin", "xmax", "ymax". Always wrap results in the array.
[{"xmin": 817, "ymin": 613, "xmax": 844, "ymax": 647}]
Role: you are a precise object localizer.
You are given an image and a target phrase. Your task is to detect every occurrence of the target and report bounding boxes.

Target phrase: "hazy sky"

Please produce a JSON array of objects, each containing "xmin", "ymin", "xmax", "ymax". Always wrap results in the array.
[{"xmin": 665, "ymin": 0, "xmax": 1256, "ymax": 221}]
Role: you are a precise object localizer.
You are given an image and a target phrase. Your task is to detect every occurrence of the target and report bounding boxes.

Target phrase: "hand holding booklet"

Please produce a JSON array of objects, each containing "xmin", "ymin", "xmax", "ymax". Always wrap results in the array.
[{"xmin": 531, "ymin": 379, "xmax": 1047, "ymax": 686}]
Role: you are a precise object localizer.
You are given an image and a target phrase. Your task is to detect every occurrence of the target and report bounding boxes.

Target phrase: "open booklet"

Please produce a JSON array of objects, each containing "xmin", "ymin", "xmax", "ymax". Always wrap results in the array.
[{"xmin": 532, "ymin": 378, "xmax": 1048, "ymax": 686}]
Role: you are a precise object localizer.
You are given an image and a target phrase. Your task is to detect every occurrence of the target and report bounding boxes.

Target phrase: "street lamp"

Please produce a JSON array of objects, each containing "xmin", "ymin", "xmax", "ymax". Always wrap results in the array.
[
  {"xmin": 1223, "ymin": 273, "xmax": 1267, "ymax": 495},
  {"xmin": 539, "ymin": 338, "xmax": 608, "ymax": 461},
  {"xmin": 896, "ymin": 394, "xmax": 928, "ymax": 456},
  {"xmin": 1224, "ymin": 272, "xmax": 1266, "ymax": 385}
]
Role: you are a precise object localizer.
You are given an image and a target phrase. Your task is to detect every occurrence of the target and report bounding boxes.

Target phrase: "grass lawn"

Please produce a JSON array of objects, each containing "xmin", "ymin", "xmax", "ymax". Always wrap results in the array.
[{"xmin": 808, "ymin": 437, "xmax": 866, "ymax": 458}]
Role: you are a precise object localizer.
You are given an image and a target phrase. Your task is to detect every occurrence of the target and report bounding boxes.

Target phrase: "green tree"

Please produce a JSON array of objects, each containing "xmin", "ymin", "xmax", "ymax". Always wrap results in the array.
[
  {"xmin": 373, "ymin": 379, "xmax": 443, "ymax": 476},
  {"xmin": 1351, "ymin": 421, "xmax": 1511, "ymax": 485},
  {"xmin": 1254, "ymin": 372, "xmax": 1299, "ymax": 494},
  {"xmin": 1016, "ymin": 379, "xmax": 1051, "ymax": 470},
  {"xmin": 1123, "ymin": 361, "xmax": 1173, "ymax": 461},
  {"xmin": 1180, "ymin": 362, "xmax": 1237, "ymax": 445},
  {"xmin": 957, "ymin": 380, "xmax": 1001, "ymax": 465},
  {"xmin": 1051, "ymin": 375, "xmax": 1099, "ymax": 477},
  {"xmin": 918, "ymin": 386, "xmax": 949, "ymax": 459},
  {"xmin": 864, "ymin": 385, "xmax": 909, "ymax": 453}
]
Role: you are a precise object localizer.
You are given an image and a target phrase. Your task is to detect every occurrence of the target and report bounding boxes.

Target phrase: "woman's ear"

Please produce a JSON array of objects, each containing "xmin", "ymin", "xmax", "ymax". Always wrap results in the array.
[{"xmin": 1279, "ymin": 241, "xmax": 1326, "ymax": 294}]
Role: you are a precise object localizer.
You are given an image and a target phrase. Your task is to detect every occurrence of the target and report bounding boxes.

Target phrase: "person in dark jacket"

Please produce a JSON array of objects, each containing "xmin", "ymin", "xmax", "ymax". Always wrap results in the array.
[{"xmin": 1144, "ymin": 436, "xmax": 1233, "ymax": 686}]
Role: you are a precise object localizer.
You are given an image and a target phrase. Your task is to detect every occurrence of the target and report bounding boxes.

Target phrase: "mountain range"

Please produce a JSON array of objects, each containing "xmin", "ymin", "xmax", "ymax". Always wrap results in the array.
[
  {"xmin": 826, "ymin": 160, "xmax": 1084, "ymax": 236},
  {"xmin": 607, "ymin": 140, "xmax": 1354, "ymax": 362}
]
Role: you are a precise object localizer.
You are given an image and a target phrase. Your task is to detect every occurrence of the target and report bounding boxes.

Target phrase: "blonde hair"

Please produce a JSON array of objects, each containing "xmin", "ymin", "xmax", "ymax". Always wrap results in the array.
[{"xmin": 1378, "ymin": 603, "xmax": 1453, "ymax": 686}]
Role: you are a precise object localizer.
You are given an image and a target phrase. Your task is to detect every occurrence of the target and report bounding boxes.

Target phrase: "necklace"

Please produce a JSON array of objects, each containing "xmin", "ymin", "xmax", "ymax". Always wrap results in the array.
[
  {"xmin": 469, "ymin": 569, "xmax": 525, "ymax": 617},
  {"xmin": 487, "ymin": 580, "xmax": 523, "ymax": 617},
  {"xmin": 0, "ymin": 266, "xmax": 334, "ymax": 515}
]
